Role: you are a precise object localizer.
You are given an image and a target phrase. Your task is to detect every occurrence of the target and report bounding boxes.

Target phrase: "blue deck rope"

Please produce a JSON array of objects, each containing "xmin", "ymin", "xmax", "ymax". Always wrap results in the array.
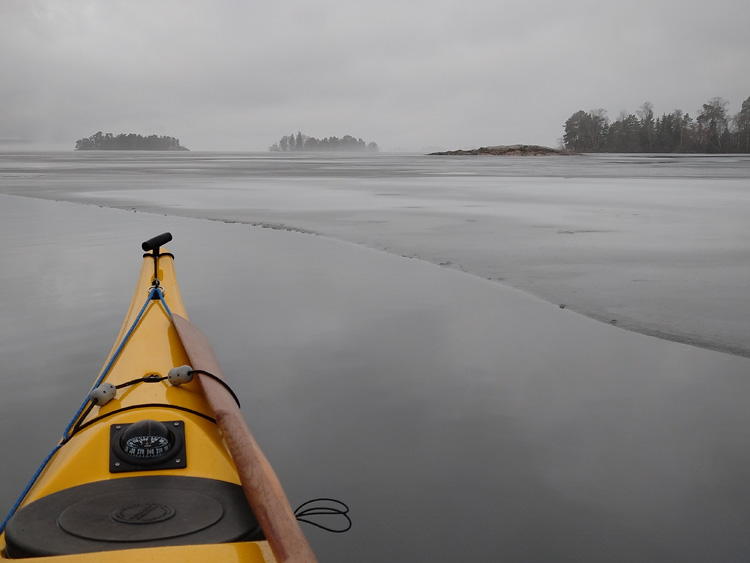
[
  {"xmin": 1, "ymin": 286, "xmax": 172, "ymax": 534},
  {"xmin": 156, "ymin": 287, "xmax": 172, "ymax": 318}
]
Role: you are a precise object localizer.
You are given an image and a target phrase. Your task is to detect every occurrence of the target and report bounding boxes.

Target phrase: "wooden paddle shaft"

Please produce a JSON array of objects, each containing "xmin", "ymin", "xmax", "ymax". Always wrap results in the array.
[{"xmin": 173, "ymin": 314, "xmax": 317, "ymax": 563}]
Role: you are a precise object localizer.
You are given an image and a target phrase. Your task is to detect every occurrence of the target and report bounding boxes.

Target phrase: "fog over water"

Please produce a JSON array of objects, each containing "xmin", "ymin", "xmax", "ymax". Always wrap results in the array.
[
  {"xmin": 2, "ymin": 2, "xmax": 748, "ymax": 151},
  {"xmin": 1, "ymin": 152, "xmax": 750, "ymax": 562}
]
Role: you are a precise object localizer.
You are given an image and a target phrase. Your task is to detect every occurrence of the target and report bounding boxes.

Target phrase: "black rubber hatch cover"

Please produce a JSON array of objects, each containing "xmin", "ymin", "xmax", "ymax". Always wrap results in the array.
[{"xmin": 4, "ymin": 476, "xmax": 262, "ymax": 558}]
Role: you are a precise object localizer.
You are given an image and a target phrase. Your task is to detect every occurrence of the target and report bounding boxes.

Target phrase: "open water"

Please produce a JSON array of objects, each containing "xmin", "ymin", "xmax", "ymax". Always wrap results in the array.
[{"xmin": 1, "ymin": 152, "xmax": 750, "ymax": 561}]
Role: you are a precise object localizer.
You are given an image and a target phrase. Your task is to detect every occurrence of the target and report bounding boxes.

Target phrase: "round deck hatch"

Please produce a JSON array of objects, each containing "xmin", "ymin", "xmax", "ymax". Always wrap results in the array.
[
  {"xmin": 4, "ymin": 476, "xmax": 262, "ymax": 558},
  {"xmin": 58, "ymin": 488, "xmax": 223, "ymax": 542}
]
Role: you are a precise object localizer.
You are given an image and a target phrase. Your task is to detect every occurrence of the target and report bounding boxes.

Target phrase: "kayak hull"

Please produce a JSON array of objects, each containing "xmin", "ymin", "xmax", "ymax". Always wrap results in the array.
[{"xmin": 2, "ymin": 542, "xmax": 273, "ymax": 563}]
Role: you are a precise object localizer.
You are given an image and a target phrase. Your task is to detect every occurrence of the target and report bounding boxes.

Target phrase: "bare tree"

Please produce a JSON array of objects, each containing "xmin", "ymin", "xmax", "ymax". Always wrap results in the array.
[{"xmin": 696, "ymin": 97, "xmax": 729, "ymax": 152}]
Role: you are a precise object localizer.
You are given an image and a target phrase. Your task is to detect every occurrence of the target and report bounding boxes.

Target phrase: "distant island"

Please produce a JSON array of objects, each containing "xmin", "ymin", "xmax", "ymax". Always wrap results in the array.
[
  {"xmin": 75, "ymin": 132, "xmax": 189, "ymax": 151},
  {"xmin": 269, "ymin": 132, "xmax": 378, "ymax": 152},
  {"xmin": 429, "ymin": 144, "xmax": 573, "ymax": 156}
]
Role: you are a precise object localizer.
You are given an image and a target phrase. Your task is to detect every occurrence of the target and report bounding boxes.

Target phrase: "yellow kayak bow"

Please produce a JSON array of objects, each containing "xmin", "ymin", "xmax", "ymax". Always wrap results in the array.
[{"xmin": 1, "ymin": 233, "xmax": 316, "ymax": 563}]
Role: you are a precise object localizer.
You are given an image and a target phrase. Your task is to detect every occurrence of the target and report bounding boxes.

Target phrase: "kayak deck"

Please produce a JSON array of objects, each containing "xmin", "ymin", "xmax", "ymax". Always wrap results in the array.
[{"xmin": 0, "ymin": 237, "xmax": 289, "ymax": 561}]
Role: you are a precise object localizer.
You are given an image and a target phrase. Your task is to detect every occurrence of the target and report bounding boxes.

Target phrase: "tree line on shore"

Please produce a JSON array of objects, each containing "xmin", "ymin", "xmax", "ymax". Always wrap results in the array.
[
  {"xmin": 269, "ymin": 132, "xmax": 378, "ymax": 152},
  {"xmin": 563, "ymin": 96, "xmax": 750, "ymax": 153},
  {"xmin": 75, "ymin": 132, "xmax": 188, "ymax": 151}
]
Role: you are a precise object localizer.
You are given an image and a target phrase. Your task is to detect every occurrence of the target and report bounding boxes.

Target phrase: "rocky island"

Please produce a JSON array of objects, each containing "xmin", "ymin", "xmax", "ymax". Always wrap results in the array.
[{"xmin": 429, "ymin": 144, "xmax": 574, "ymax": 156}]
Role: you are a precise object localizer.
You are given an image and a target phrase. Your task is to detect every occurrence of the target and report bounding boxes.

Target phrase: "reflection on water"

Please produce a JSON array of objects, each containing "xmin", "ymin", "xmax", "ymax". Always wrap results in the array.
[{"xmin": 2, "ymin": 194, "xmax": 750, "ymax": 561}]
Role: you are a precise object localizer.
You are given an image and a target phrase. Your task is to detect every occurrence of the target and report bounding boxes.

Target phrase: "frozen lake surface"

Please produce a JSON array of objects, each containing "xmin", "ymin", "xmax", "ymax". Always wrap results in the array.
[
  {"xmin": 1, "ymin": 152, "xmax": 750, "ymax": 561},
  {"xmin": 2, "ymin": 151, "xmax": 749, "ymax": 356}
]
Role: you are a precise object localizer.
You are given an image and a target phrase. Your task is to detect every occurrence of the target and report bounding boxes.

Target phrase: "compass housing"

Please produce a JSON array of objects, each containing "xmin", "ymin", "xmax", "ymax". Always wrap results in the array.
[{"xmin": 110, "ymin": 420, "xmax": 187, "ymax": 473}]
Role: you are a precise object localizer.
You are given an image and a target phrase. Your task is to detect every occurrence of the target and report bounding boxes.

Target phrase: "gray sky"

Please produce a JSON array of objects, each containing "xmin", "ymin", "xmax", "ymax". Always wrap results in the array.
[{"xmin": 2, "ymin": 0, "xmax": 748, "ymax": 151}]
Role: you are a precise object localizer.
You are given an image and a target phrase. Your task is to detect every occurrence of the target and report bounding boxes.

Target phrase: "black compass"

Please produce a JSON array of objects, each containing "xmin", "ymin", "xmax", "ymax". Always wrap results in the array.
[
  {"xmin": 122, "ymin": 433, "xmax": 172, "ymax": 459},
  {"xmin": 110, "ymin": 420, "xmax": 186, "ymax": 472},
  {"xmin": 120, "ymin": 420, "xmax": 173, "ymax": 460}
]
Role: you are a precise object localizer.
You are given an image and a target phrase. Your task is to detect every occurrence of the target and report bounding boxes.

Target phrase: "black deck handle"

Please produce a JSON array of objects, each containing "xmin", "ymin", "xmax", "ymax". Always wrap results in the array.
[{"xmin": 142, "ymin": 232, "xmax": 173, "ymax": 252}]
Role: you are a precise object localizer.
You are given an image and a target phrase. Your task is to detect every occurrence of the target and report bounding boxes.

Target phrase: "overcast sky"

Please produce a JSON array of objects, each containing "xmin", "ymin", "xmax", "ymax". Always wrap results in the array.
[{"xmin": 2, "ymin": 0, "xmax": 748, "ymax": 151}]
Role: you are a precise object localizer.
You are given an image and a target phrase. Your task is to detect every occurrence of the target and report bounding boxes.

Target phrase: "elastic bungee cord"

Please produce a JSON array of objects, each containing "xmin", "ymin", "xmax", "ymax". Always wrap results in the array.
[{"xmin": 0, "ymin": 286, "xmax": 165, "ymax": 534}]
